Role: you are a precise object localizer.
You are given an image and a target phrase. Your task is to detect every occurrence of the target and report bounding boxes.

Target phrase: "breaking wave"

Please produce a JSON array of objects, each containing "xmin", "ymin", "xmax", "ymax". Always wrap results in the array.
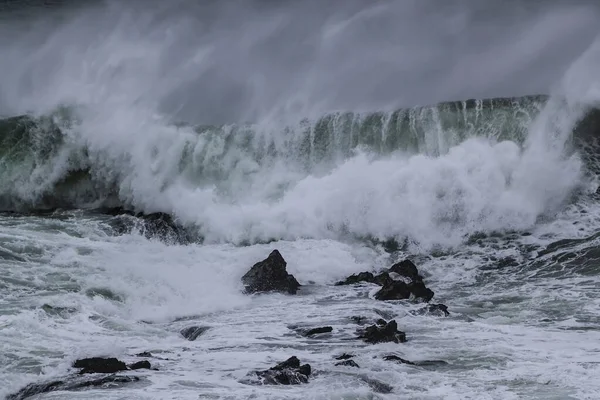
[{"xmin": 0, "ymin": 94, "xmax": 597, "ymax": 248}]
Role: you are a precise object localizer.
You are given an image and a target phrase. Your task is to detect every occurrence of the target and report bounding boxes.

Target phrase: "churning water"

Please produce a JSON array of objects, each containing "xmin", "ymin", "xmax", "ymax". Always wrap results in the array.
[{"xmin": 1, "ymin": 1, "xmax": 600, "ymax": 399}]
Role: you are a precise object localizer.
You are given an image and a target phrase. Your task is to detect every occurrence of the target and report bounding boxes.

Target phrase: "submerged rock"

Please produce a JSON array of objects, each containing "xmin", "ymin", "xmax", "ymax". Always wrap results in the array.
[
  {"xmin": 424, "ymin": 303, "xmax": 450, "ymax": 316},
  {"xmin": 335, "ymin": 359, "xmax": 360, "ymax": 368},
  {"xmin": 128, "ymin": 360, "xmax": 152, "ymax": 370},
  {"xmin": 383, "ymin": 354, "xmax": 415, "ymax": 365},
  {"xmin": 241, "ymin": 250, "xmax": 300, "ymax": 294},
  {"xmin": 180, "ymin": 326, "xmax": 210, "ymax": 341},
  {"xmin": 350, "ymin": 316, "xmax": 368, "ymax": 325},
  {"xmin": 303, "ymin": 326, "xmax": 333, "ymax": 336},
  {"xmin": 253, "ymin": 356, "xmax": 312, "ymax": 385},
  {"xmin": 358, "ymin": 319, "xmax": 407, "ymax": 344},
  {"xmin": 335, "ymin": 353, "xmax": 355, "ymax": 360},
  {"xmin": 6, "ymin": 375, "xmax": 140, "ymax": 400},
  {"xmin": 360, "ymin": 376, "xmax": 393, "ymax": 394},
  {"xmin": 73, "ymin": 357, "xmax": 127, "ymax": 374}
]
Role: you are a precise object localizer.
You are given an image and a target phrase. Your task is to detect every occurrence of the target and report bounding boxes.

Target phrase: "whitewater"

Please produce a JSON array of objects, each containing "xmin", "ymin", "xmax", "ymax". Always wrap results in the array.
[{"xmin": 2, "ymin": 0, "xmax": 600, "ymax": 399}]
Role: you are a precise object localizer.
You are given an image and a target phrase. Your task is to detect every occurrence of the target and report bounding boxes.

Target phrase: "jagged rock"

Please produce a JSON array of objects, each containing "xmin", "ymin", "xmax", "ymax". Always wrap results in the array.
[
  {"xmin": 135, "ymin": 351, "xmax": 153, "ymax": 357},
  {"xmin": 6, "ymin": 375, "xmax": 140, "ymax": 400},
  {"xmin": 335, "ymin": 271, "xmax": 392, "ymax": 286},
  {"xmin": 408, "ymin": 281, "xmax": 435, "ymax": 302},
  {"xmin": 254, "ymin": 356, "xmax": 312, "ymax": 385},
  {"xmin": 335, "ymin": 353, "xmax": 355, "ymax": 360},
  {"xmin": 128, "ymin": 360, "xmax": 151, "ymax": 370},
  {"xmin": 303, "ymin": 326, "xmax": 333, "ymax": 336},
  {"xmin": 241, "ymin": 250, "xmax": 300, "ymax": 294},
  {"xmin": 358, "ymin": 319, "xmax": 407, "ymax": 344},
  {"xmin": 374, "ymin": 260, "xmax": 434, "ymax": 302},
  {"xmin": 374, "ymin": 280, "xmax": 411, "ymax": 301},
  {"xmin": 388, "ymin": 260, "xmax": 422, "ymax": 282},
  {"xmin": 335, "ymin": 359, "xmax": 360, "ymax": 368},
  {"xmin": 337, "ymin": 259, "xmax": 435, "ymax": 302},
  {"xmin": 72, "ymin": 357, "xmax": 127, "ymax": 374},
  {"xmin": 180, "ymin": 326, "xmax": 210, "ymax": 341},
  {"xmin": 383, "ymin": 355, "xmax": 415, "ymax": 365}
]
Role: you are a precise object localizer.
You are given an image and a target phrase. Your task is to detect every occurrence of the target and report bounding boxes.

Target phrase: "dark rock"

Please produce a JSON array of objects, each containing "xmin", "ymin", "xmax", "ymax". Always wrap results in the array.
[
  {"xmin": 388, "ymin": 260, "xmax": 422, "ymax": 282},
  {"xmin": 426, "ymin": 303, "xmax": 450, "ymax": 316},
  {"xmin": 374, "ymin": 276, "xmax": 434, "ymax": 303},
  {"xmin": 374, "ymin": 280, "xmax": 411, "ymax": 301},
  {"xmin": 414, "ymin": 360, "xmax": 449, "ymax": 367},
  {"xmin": 41, "ymin": 304, "xmax": 77, "ymax": 317},
  {"xmin": 335, "ymin": 359, "xmax": 360, "ymax": 368},
  {"xmin": 383, "ymin": 355, "xmax": 415, "ymax": 365},
  {"xmin": 6, "ymin": 375, "xmax": 140, "ymax": 400},
  {"xmin": 350, "ymin": 316, "xmax": 368, "ymax": 325},
  {"xmin": 303, "ymin": 326, "xmax": 333, "ymax": 336},
  {"xmin": 408, "ymin": 281, "xmax": 435, "ymax": 302},
  {"xmin": 135, "ymin": 351, "xmax": 153, "ymax": 357},
  {"xmin": 138, "ymin": 212, "xmax": 192, "ymax": 244},
  {"xmin": 358, "ymin": 320, "xmax": 407, "ymax": 344},
  {"xmin": 254, "ymin": 356, "xmax": 312, "ymax": 385},
  {"xmin": 360, "ymin": 376, "xmax": 393, "ymax": 394},
  {"xmin": 128, "ymin": 360, "xmax": 151, "ymax": 370},
  {"xmin": 335, "ymin": 271, "xmax": 392, "ymax": 286},
  {"xmin": 72, "ymin": 357, "xmax": 127, "ymax": 374},
  {"xmin": 180, "ymin": 326, "xmax": 210, "ymax": 341},
  {"xmin": 335, "ymin": 353, "xmax": 355, "ymax": 360},
  {"xmin": 241, "ymin": 250, "xmax": 300, "ymax": 294}
]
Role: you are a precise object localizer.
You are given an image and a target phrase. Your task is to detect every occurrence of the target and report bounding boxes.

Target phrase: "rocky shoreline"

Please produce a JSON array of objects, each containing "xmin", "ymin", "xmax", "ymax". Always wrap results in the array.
[{"xmin": 7, "ymin": 249, "xmax": 448, "ymax": 399}]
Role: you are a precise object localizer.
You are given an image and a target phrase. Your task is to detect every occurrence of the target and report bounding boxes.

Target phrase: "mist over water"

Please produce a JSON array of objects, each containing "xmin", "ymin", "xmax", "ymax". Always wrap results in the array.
[{"xmin": 1, "ymin": 0, "xmax": 599, "ymax": 122}]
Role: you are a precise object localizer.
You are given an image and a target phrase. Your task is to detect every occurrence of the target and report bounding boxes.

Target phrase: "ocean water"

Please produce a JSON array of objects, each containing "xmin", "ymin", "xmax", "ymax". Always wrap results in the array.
[{"xmin": 2, "ymin": 1, "xmax": 600, "ymax": 399}]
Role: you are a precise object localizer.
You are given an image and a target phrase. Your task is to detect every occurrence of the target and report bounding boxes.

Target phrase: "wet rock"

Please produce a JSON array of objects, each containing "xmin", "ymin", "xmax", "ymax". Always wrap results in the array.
[
  {"xmin": 100, "ymin": 209, "xmax": 193, "ymax": 243},
  {"xmin": 128, "ymin": 360, "xmax": 151, "ymax": 370},
  {"xmin": 335, "ymin": 271, "xmax": 392, "ymax": 286},
  {"xmin": 254, "ymin": 356, "xmax": 312, "ymax": 385},
  {"xmin": 374, "ymin": 280, "xmax": 411, "ymax": 301},
  {"xmin": 426, "ymin": 303, "xmax": 450, "ymax": 316},
  {"xmin": 180, "ymin": 326, "xmax": 210, "ymax": 341},
  {"xmin": 335, "ymin": 353, "xmax": 355, "ymax": 360},
  {"xmin": 350, "ymin": 316, "xmax": 368, "ymax": 325},
  {"xmin": 40, "ymin": 304, "xmax": 77, "ymax": 317},
  {"xmin": 360, "ymin": 376, "xmax": 393, "ymax": 394},
  {"xmin": 241, "ymin": 250, "xmax": 300, "ymax": 294},
  {"xmin": 135, "ymin": 351, "xmax": 153, "ymax": 357},
  {"xmin": 303, "ymin": 326, "xmax": 333, "ymax": 336},
  {"xmin": 73, "ymin": 357, "xmax": 127, "ymax": 374},
  {"xmin": 407, "ymin": 281, "xmax": 435, "ymax": 302},
  {"xmin": 383, "ymin": 355, "xmax": 415, "ymax": 365},
  {"xmin": 358, "ymin": 319, "xmax": 407, "ymax": 344},
  {"xmin": 388, "ymin": 260, "xmax": 422, "ymax": 282},
  {"xmin": 6, "ymin": 375, "xmax": 139, "ymax": 400},
  {"xmin": 140, "ymin": 212, "xmax": 193, "ymax": 244},
  {"xmin": 335, "ymin": 359, "xmax": 360, "ymax": 368},
  {"xmin": 414, "ymin": 360, "xmax": 449, "ymax": 367},
  {"xmin": 338, "ymin": 259, "xmax": 435, "ymax": 302},
  {"xmin": 374, "ymin": 260, "xmax": 434, "ymax": 302}
]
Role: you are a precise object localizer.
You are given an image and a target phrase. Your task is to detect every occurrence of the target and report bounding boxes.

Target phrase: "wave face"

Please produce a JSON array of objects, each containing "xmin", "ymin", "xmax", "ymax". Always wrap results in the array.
[{"xmin": 0, "ymin": 94, "xmax": 597, "ymax": 248}]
